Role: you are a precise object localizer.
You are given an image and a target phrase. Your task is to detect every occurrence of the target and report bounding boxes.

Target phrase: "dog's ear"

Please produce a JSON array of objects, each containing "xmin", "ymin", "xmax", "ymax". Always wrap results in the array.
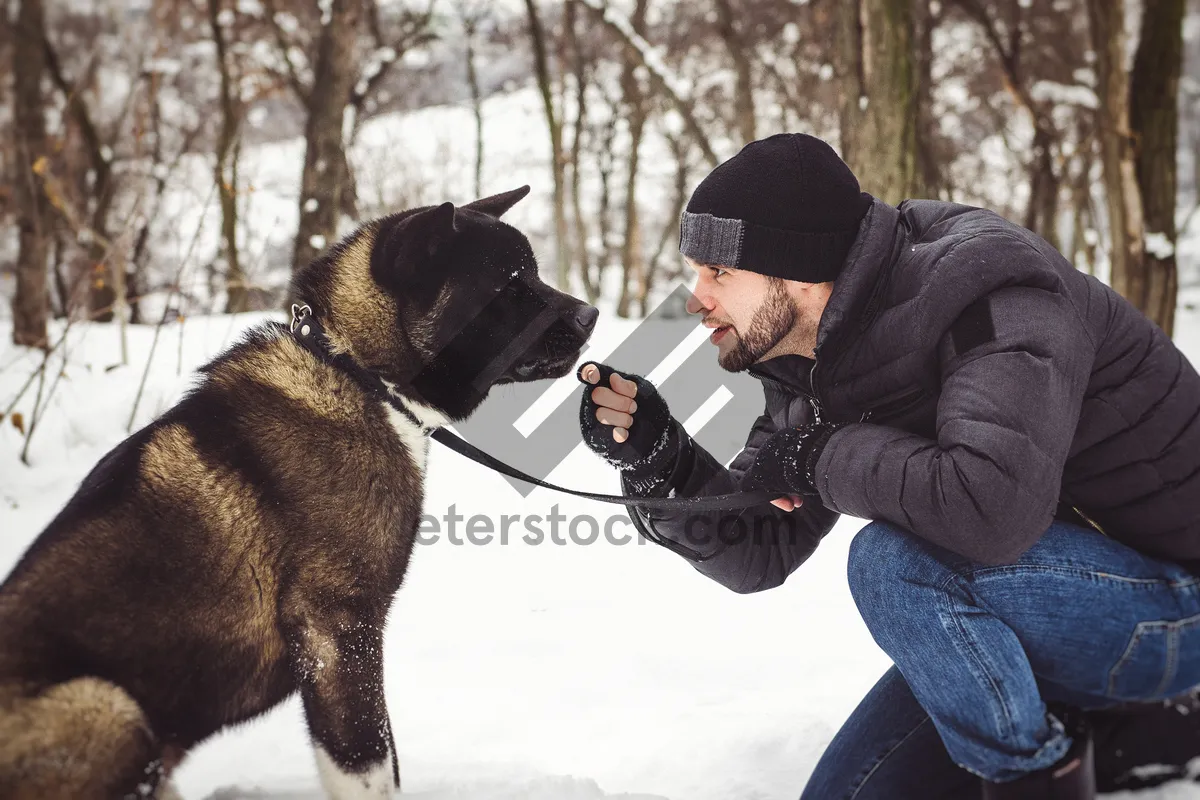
[
  {"xmin": 372, "ymin": 202, "xmax": 459, "ymax": 295},
  {"xmin": 463, "ymin": 186, "xmax": 530, "ymax": 219},
  {"xmin": 414, "ymin": 201, "xmax": 458, "ymax": 257}
]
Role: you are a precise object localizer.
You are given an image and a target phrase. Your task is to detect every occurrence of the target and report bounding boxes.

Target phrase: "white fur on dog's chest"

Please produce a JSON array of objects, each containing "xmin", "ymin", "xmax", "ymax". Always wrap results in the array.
[
  {"xmin": 382, "ymin": 392, "xmax": 449, "ymax": 476},
  {"xmin": 385, "ymin": 406, "xmax": 429, "ymax": 472}
]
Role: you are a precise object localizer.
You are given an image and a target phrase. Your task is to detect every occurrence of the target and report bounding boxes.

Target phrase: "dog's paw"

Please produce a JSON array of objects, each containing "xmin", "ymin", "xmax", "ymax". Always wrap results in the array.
[{"xmin": 315, "ymin": 745, "xmax": 394, "ymax": 799}]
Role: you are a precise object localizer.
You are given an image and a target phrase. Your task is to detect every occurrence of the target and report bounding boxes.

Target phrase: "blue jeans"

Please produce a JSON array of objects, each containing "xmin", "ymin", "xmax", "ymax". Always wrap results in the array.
[{"xmin": 801, "ymin": 519, "xmax": 1200, "ymax": 798}]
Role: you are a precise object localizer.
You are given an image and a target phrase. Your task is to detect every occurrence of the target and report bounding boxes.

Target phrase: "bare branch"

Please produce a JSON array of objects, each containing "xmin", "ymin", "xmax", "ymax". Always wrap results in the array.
[
  {"xmin": 41, "ymin": 36, "xmax": 110, "ymax": 188},
  {"xmin": 351, "ymin": 1, "xmax": 437, "ymax": 118},
  {"xmin": 262, "ymin": 0, "xmax": 312, "ymax": 107},
  {"xmin": 574, "ymin": 0, "xmax": 719, "ymax": 167}
]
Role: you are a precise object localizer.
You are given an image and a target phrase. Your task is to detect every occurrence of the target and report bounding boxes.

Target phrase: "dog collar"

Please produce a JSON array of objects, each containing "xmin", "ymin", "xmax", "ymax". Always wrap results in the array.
[{"xmin": 288, "ymin": 303, "xmax": 437, "ymax": 437}]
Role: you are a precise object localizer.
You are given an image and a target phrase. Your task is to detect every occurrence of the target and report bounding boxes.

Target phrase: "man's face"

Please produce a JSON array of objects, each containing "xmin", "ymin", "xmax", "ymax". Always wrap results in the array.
[{"xmin": 684, "ymin": 257, "xmax": 827, "ymax": 371}]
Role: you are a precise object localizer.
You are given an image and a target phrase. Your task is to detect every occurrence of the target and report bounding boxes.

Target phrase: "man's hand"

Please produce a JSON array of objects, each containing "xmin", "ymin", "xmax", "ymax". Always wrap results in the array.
[
  {"xmin": 744, "ymin": 422, "xmax": 844, "ymax": 509},
  {"xmin": 578, "ymin": 362, "xmax": 677, "ymax": 478},
  {"xmin": 771, "ymin": 495, "xmax": 804, "ymax": 512},
  {"xmin": 579, "ymin": 363, "xmax": 640, "ymax": 443}
]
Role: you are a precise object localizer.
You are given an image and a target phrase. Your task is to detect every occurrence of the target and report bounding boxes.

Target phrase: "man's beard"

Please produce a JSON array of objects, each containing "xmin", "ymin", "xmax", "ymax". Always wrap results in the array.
[{"xmin": 718, "ymin": 281, "xmax": 806, "ymax": 372}]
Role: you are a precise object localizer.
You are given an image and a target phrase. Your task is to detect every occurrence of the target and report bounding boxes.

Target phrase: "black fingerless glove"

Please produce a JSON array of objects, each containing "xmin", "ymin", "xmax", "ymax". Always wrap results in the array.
[
  {"xmin": 743, "ymin": 422, "xmax": 844, "ymax": 498},
  {"xmin": 577, "ymin": 362, "xmax": 679, "ymax": 482}
]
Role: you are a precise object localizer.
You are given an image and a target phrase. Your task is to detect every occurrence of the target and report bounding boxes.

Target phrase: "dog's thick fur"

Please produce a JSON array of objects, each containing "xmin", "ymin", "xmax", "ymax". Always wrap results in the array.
[{"xmin": 0, "ymin": 187, "xmax": 597, "ymax": 799}]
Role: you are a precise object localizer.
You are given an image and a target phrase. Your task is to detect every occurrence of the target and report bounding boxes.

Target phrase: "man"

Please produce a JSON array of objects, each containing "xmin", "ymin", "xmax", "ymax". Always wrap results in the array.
[{"xmin": 576, "ymin": 133, "xmax": 1200, "ymax": 799}]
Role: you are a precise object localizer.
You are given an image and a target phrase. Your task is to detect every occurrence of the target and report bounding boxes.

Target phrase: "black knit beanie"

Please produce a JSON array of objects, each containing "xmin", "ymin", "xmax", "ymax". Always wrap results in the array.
[{"xmin": 679, "ymin": 133, "xmax": 874, "ymax": 283}]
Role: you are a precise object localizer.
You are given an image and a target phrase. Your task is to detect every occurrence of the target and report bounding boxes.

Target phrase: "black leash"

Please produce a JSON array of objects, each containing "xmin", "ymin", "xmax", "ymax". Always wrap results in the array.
[{"xmin": 288, "ymin": 305, "xmax": 783, "ymax": 512}]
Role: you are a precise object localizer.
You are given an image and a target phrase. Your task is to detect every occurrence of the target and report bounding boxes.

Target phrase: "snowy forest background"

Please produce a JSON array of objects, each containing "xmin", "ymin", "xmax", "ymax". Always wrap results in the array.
[
  {"xmin": 1, "ymin": 0, "xmax": 1199, "ymax": 342},
  {"xmin": 4, "ymin": 1, "xmax": 1200, "ymax": 798}
]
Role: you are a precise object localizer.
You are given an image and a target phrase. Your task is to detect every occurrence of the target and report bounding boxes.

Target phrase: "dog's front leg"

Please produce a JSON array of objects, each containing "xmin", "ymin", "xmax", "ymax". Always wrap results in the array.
[
  {"xmin": 385, "ymin": 713, "xmax": 400, "ymax": 789},
  {"xmin": 285, "ymin": 610, "xmax": 396, "ymax": 800}
]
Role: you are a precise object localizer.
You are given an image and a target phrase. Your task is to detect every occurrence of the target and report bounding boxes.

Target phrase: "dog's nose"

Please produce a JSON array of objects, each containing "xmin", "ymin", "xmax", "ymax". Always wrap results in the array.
[{"xmin": 574, "ymin": 305, "xmax": 599, "ymax": 335}]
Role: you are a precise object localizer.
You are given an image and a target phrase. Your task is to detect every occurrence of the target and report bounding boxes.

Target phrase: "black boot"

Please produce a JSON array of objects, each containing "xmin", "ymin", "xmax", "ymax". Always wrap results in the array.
[
  {"xmin": 980, "ymin": 710, "xmax": 1096, "ymax": 800},
  {"xmin": 1091, "ymin": 689, "xmax": 1200, "ymax": 791}
]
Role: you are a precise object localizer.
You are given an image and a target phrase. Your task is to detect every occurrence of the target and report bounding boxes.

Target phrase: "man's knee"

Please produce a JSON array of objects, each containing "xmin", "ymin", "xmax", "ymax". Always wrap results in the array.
[
  {"xmin": 847, "ymin": 521, "xmax": 949, "ymax": 629},
  {"xmin": 848, "ymin": 521, "xmax": 912, "ymax": 593}
]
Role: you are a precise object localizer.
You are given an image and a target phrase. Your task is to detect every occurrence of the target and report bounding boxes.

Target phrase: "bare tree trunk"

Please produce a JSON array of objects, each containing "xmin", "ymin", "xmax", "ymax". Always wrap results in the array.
[
  {"xmin": 129, "ymin": 69, "xmax": 163, "ymax": 326},
  {"xmin": 593, "ymin": 82, "xmax": 620, "ymax": 301},
  {"xmin": 12, "ymin": 0, "xmax": 51, "ymax": 348},
  {"xmin": 52, "ymin": 229, "xmax": 69, "ymax": 318},
  {"xmin": 913, "ymin": 0, "xmax": 943, "ymax": 198},
  {"xmin": 836, "ymin": 0, "xmax": 923, "ymax": 204},
  {"xmin": 640, "ymin": 131, "xmax": 691, "ymax": 316},
  {"xmin": 524, "ymin": 0, "xmax": 571, "ymax": 289},
  {"xmin": 208, "ymin": 0, "xmax": 248, "ymax": 313},
  {"xmin": 1130, "ymin": 0, "xmax": 1185, "ymax": 336},
  {"xmin": 293, "ymin": 0, "xmax": 363, "ymax": 274},
  {"xmin": 462, "ymin": 9, "xmax": 485, "ymax": 198},
  {"xmin": 42, "ymin": 36, "xmax": 118, "ymax": 322},
  {"xmin": 1068, "ymin": 121, "xmax": 1097, "ymax": 274},
  {"xmin": 953, "ymin": 0, "xmax": 1064, "ymax": 246},
  {"xmin": 1087, "ymin": 0, "xmax": 1145, "ymax": 307},
  {"xmin": 713, "ymin": 0, "xmax": 755, "ymax": 145},
  {"xmin": 616, "ymin": 0, "xmax": 648, "ymax": 318},
  {"xmin": 1024, "ymin": 128, "xmax": 1062, "ymax": 251},
  {"xmin": 564, "ymin": 0, "xmax": 595, "ymax": 303}
]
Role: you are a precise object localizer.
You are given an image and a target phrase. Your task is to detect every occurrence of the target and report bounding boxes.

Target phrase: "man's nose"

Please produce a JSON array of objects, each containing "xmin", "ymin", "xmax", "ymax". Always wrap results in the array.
[{"xmin": 685, "ymin": 287, "xmax": 712, "ymax": 316}]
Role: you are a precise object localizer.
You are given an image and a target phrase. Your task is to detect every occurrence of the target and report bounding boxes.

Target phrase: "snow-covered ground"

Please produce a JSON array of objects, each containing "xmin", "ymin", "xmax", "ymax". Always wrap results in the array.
[{"xmin": 2, "ymin": 295, "xmax": 1200, "ymax": 799}]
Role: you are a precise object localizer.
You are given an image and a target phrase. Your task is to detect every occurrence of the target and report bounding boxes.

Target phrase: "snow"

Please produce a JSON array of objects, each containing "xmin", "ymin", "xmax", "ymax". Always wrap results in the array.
[
  {"xmin": 1147, "ymin": 232, "xmax": 1177, "ymax": 260},
  {"xmin": 147, "ymin": 58, "xmax": 184, "ymax": 76},
  {"xmin": 3, "ymin": 298, "xmax": 1200, "ymax": 799},
  {"xmin": 1029, "ymin": 80, "xmax": 1100, "ymax": 110},
  {"xmin": 402, "ymin": 49, "xmax": 432, "ymax": 68},
  {"xmin": 273, "ymin": 11, "xmax": 300, "ymax": 34}
]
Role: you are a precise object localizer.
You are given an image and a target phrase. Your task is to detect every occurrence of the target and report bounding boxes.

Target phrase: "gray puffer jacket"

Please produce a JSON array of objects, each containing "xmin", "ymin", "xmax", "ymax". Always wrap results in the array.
[{"xmin": 622, "ymin": 197, "xmax": 1200, "ymax": 593}]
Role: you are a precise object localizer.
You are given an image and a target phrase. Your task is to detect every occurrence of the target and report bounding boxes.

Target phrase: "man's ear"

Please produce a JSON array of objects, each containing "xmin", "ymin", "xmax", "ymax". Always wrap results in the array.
[{"xmin": 462, "ymin": 186, "xmax": 530, "ymax": 219}]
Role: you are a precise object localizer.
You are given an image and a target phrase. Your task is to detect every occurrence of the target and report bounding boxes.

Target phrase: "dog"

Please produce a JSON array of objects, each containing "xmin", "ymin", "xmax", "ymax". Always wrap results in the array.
[{"xmin": 0, "ymin": 185, "xmax": 599, "ymax": 799}]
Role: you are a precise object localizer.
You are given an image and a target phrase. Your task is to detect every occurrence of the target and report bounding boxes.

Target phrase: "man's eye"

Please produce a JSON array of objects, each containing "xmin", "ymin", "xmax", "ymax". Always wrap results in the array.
[{"xmin": 713, "ymin": 268, "xmax": 728, "ymax": 279}]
